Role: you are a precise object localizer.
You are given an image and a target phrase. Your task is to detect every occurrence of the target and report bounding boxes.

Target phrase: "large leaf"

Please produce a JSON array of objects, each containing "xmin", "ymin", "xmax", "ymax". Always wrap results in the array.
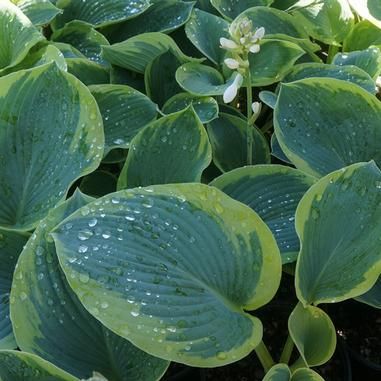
[
  {"xmin": 101, "ymin": 0, "xmax": 195, "ymax": 43},
  {"xmin": 101, "ymin": 32, "xmax": 196, "ymax": 74},
  {"xmin": 274, "ymin": 78, "xmax": 381, "ymax": 177},
  {"xmin": 348, "ymin": 0, "xmax": 381, "ymax": 29},
  {"xmin": 10, "ymin": 191, "xmax": 169, "ymax": 380},
  {"xmin": 290, "ymin": 0, "xmax": 354, "ymax": 45},
  {"xmin": 51, "ymin": 21, "xmax": 110, "ymax": 66},
  {"xmin": 289, "ymin": 303, "xmax": 336, "ymax": 366},
  {"xmin": 52, "ymin": 184, "xmax": 282, "ymax": 366},
  {"xmin": 89, "ymin": 84, "xmax": 158, "ymax": 153},
  {"xmin": 207, "ymin": 113, "xmax": 270, "ymax": 172},
  {"xmin": 162, "ymin": 93, "xmax": 219, "ymax": 124},
  {"xmin": 211, "ymin": 165, "xmax": 316, "ymax": 264},
  {"xmin": 283, "ymin": 62, "xmax": 377, "ymax": 94},
  {"xmin": 52, "ymin": 0, "xmax": 151, "ymax": 29},
  {"xmin": 0, "ymin": 231, "xmax": 28, "ymax": 349},
  {"xmin": 118, "ymin": 107, "xmax": 212, "ymax": 188},
  {"xmin": 12, "ymin": 0, "xmax": 62, "ymax": 26},
  {"xmin": 0, "ymin": 351, "xmax": 78, "ymax": 381},
  {"xmin": 185, "ymin": 8, "xmax": 229, "ymax": 65},
  {"xmin": 295, "ymin": 162, "xmax": 381, "ymax": 306},
  {"xmin": 332, "ymin": 47, "xmax": 381, "ymax": 79},
  {"xmin": 211, "ymin": 0, "xmax": 273, "ymax": 20},
  {"xmin": 0, "ymin": 0, "xmax": 44, "ymax": 74},
  {"xmin": 355, "ymin": 276, "xmax": 381, "ymax": 309},
  {"xmin": 0, "ymin": 63, "xmax": 104, "ymax": 230}
]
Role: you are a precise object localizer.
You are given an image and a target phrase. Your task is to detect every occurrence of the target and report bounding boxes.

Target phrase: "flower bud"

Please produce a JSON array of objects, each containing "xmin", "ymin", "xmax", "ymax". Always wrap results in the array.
[
  {"xmin": 224, "ymin": 58, "xmax": 240, "ymax": 69},
  {"xmin": 220, "ymin": 37, "xmax": 238, "ymax": 50}
]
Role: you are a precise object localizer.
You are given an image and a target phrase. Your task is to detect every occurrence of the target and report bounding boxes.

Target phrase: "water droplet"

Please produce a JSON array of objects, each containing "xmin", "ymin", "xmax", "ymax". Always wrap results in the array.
[
  {"xmin": 78, "ymin": 230, "xmax": 93, "ymax": 241},
  {"xmin": 88, "ymin": 218, "xmax": 98, "ymax": 227},
  {"xmin": 79, "ymin": 272, "xmax": 90, "ymax": 283}
]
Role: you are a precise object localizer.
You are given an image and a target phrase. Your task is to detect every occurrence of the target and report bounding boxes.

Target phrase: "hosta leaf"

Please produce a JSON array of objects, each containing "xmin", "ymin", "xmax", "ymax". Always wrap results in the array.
[
  {"xmin": 247, "ymin": 39, "xmax": 305, "ymax": 86},
  {"xmin": 52, "ymin": 0, "xmax": 151, "ymax": 30},
  {"xmin": 101, "ymin": 0, "xmax": 195, "ymax": 43},
  {"xmin": 89, "ymin": 84, "xmax": 158, "ymax": 153},
  {"xmin": 295, "ymin": 162, "xmax": 381, "ymax": 306},
  {"xmin": 289, "ymin": 303, "xmax": 336, "ymax": 366},
  {"xmin": 80, "ymin": 170, "xmax": 117, "ymax": 198},
  {"xmin": 0, "ymin": 231, "xmax": 28, "ymax": 349},
  {"xmin": 211, "ymin": 165, "xmax": 316, "ymax": 264},
  {"xmin": 145, "ymin": 50, "xmax": 184, "ymax": 108},
  {"xmin": 52, "ymin": 184, "xmax": 281, "ymax": 366},
  {"xmin": 12, "ymin": 0, "xmax": 62, "ymax": 26},
  {"xmin": 263, "ymin": 365, "xmax": 325, "ymax": 381},
  {"xmin": 66, "ymin": 58, "xmax": 110, "ymax": 85},
  {"xmin": 231, "ymin": 6, "xmax": 307, "ymax": 39},
  {"xmin": 0, "ymin": 351, "xmax": 78, "ymax": 381},
  {"xmin": 185, "ymin": 8, "xmax": 229, "ymax": 65},
  {"xmin": 162, "ymin": 93, "xmax": 219, "ymax": 124},
  {"xmin": 355, "ymin": 276, "xmax": 381, "ymax": 309},
  {"xmin": 344, "ymin": 20, "xmax": 381, "ymax": 52},
  {"xmin": 292, "ymin": 368, "xmax": 324, "ymax": 381},
  {"xmin": 110, "ymin": 66, "xmax": 146, "ymax": 92},
  {"xmin": 259, "ymin": 91, "xmax": 277, "ymax": 110},
  {"xmin": 118, "ymin": 107, "xmax": 211, "ymax": 188},
  {"xmin": 332, "ymin": 47, "xmax": 381, "ymax": 79},
  {"xmin": 207, "ymin": 113, "xmax": 270, "ymax": 172},
  {"xmin": 211, "ymin": 0, "xmax": 273, "ymax": 20},
  {"xmin": 263, "ymin": 364, "xmax": 291, "ymax": 381},
  {"xmin": 1, "ymin": 43, "xmax": 67, "ymax": 75},
  {"xmin": 0, "ymin": 0, "xmax": 44, "ymax": 74},
  {"xmin": 283, "ymin": 63, "xmax": 377, "ymax": 94},
  {"xmin": 290, "ymin": 0, "xmax": 354, "ymax": 45},
  {"xmin": 53, "ymin": 42, "xmax": 86, "ymax": 59},
  {"xmin": 51, "ymin": 21, "xmax": 110, "ymax": 66},
  {"xmin": 176, "ymin": 62, "xmax": 238, "ymax": 96},
  {"xmin": 348, "ymin": 0, "xmax": 381, "ymax": 29},
  {"xmin": 274, "ymin": 78, "xmax": 381, "ymax": 177},
  {"xmin": 11, "ymin": 191, "xmax": 169, "ymax": 380},
  {"xmin": 101, "ymin": 32, "xmax": 197, "ymax": 74},
  {"xmin": 0, "ymin": 64, "xmax": 103, "ymax": 231}
]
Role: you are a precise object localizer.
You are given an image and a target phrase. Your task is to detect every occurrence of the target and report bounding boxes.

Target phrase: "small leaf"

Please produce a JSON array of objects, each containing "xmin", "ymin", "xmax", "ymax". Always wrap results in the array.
[
  {"xmin": 291, "ymin": 368, "xmax": 325, "ymax": 381},
  {"xmin": 344, "ymin": 20, "xmax": 381, "ymax": 52},
  {"xmin": 263, "ymin": 364, "xmax": 291, "ymax": 381},
  {"xmin": 162, "ymin": 93, "xmax": 219, "ymax": 124},
  {"xmin": 355, "ymin": 276, "xmax": 381, "ymax": 309},
  {"xmin": 52, "ymin": 183, "xmax": 281, "ymax": 366},
  {"xmin": 332, "ymin": 47, "xmax": 381, "ymax": 79},
  {"xmin": 89, "ymin": 84, "xmax": 158, "ymax": 153},
  {"xmin": 0, "ymin": 0, "xmax": 44, "ymax": 74},
  {"xmin": 207, "ymin": 113, "xmax": 270, "ymax": 172},
  {"xmin": 118, "ymin": 107, "xmax": 212, "ymax": 188},
  {"xmin": 0, "ymin": 350, "xmax": 78, "ymax": 381},
  {"xmin": 289, "ymin": 303, "xmax": 336, "ymax": 366},
  {"xmin": 274, "ymin": 78, "xmax": 381, "ymax": 177},
  {"xmin": 185, "ymin": 8, "xmax": 229, "ymax": 65},
  {"xmin": 0, "ymin": 63, "xmax": 104, "ymax": 230},
  {"xmin": 295, "ymin": 162, "xmax": 381, "ymax": 305},
  {"xmin": 52, "ymin": 0, "xmax": 151, "ymax": 29},
  {"xmin": 211, "ymin": 165, "xmax": 316, "ymax": 264}
]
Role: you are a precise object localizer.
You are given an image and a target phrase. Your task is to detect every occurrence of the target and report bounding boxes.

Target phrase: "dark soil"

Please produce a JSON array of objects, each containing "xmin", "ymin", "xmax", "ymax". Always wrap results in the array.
[{"xmin": 328, "ymin": 299, "xmax": 381, "ymax": 366}]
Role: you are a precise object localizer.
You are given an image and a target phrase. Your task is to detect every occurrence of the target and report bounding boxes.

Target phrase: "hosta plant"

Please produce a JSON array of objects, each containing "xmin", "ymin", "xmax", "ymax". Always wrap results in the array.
[{"xmin": 0, "ymin": 0, "xmax": 381, "ymax": 380}]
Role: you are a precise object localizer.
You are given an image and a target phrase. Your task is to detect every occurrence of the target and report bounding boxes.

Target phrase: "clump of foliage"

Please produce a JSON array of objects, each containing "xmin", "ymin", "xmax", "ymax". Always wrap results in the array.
[{"xmin": 0, "ymin": 0, "xmax": 381, "ymax": 380}]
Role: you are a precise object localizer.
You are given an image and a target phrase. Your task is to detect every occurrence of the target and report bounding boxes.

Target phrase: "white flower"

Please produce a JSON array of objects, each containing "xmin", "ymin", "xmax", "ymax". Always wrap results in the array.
[
  {"xmin": 249, "ymin": 44, "xmax": 260, "ymax": 54},
  {"xmin": 252, "ymin": 102, "xmax": 262, "ymax": 115},
  {"xmin": 224, "ymin": 58, "xmax": 240, "ymax": 69},
  {"xmin": 220, "ymin": 37, "xmax": 238, "ymax": 50},
  {"xmin": 223, "ymin": 73, "xmax": 243, "ymax": 104},
  {"xmin": 253, "ymin": 27, "xmax": 265, "ymax": 40}
]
